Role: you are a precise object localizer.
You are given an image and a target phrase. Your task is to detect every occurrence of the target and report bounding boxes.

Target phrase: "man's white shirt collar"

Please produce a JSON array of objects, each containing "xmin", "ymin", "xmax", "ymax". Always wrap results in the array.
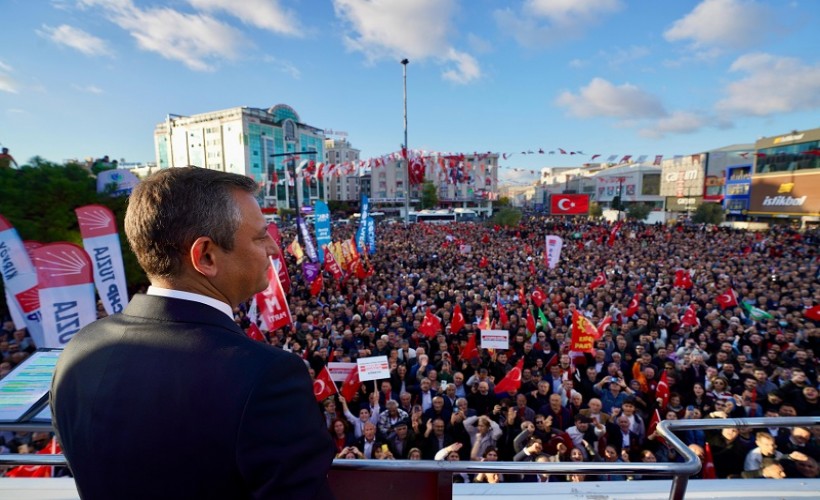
[{"xmin": 147, "ymin": 286, "xmax": 234, "ymax": 320}]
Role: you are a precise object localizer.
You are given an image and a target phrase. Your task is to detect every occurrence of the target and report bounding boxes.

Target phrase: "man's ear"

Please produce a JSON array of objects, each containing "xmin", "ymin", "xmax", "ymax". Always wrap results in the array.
[{"xmin": 190, "ymin": 236, "xmax": 219, "ymax": 277}]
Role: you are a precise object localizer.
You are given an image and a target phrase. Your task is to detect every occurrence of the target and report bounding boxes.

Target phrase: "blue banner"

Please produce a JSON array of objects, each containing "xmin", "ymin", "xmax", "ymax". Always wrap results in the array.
[
  {"xmin": 366, "ymin": 216, "xmax": 376, "ymax": 255},
  {"xmin": 296, "ymin": 217, "xmax": 319, "ymax": 263},
  {"xmin": 314, "ymin": 201, "xmax": 331, "ymax": 262},
  {"xmin": 356, "ymin": 195, "xmax": 369, "ymax": 253}
]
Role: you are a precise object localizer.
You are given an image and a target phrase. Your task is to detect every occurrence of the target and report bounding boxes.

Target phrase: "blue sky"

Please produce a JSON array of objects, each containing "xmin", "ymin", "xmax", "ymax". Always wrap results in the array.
[{"xmin": 1, "ymin": 0, "xmax": 818, "ymax": 183}]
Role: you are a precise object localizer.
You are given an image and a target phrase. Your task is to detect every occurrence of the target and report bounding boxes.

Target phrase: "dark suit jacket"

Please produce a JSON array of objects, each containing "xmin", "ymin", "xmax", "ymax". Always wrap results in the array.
[{"xmin": 51, "ymin": 294, "xmax": 335, "ymax": 500}]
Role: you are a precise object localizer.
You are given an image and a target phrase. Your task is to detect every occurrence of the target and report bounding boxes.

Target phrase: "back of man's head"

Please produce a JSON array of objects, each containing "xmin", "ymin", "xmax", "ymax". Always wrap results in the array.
[{"xmin": 125, "ymin": 166, "xmax": 257, "ymax": 278}]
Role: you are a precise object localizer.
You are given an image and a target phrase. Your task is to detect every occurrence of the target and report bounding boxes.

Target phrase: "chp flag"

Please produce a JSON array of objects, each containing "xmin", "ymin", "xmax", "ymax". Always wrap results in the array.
[
  {"xmin": 0, "ymin": 216, "xmax": 45, "ymax": 348},
  {"xmin": 255, "ymin": 257, "xmax": 293, "ymax": 331},
  {"xmin": 31, "ymin": 243, "xmax": 97, "ymax": 347},
  {"xmin": 75, "ymin": 205, "xmax": 129, "ymax": 315},
  {"xmin": 549, "ymin": 194, "xmax": 589, "ymax": 215},
  {"xmin": 544, "ymin": 235, "xmax": 563, "ymax": 270}
]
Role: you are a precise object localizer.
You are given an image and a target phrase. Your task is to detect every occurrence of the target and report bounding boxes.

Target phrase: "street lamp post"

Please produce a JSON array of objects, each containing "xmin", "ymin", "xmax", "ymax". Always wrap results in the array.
[{"xmin": 401, "ymin": 58, "xmax": 410, "ymax": 225}]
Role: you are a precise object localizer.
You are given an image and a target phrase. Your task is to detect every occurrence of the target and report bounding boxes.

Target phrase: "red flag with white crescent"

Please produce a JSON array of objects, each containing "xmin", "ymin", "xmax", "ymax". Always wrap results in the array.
[
  {"xmin": 323, "ymin": 246, "xmax": 344, "ymax": 280},
  {"xmin": 715, "ymin": 288, "xmax": 738, "ymax": 310},
  {"xmin": 656, "ymin": 370, "xmax": 670, "ymax": 411},
  {"xmin": 450, "ymin": 304, "xmax": 465, "ymax": 334},
  {"xmin": 313, "ymin": 366, "xmax": 338, "ymax": 402},
  {"xmin": 589, "ymin": 272, "xmax": 607, "ymax": 290},
  {"xmin": 497, "ymin": 300, "xmax": 509, "ymax": 327},
  {"xmin": 532, "ymin": 287, "xmax": 546, "ymax": 307},
  {"xmin": 340, "ymin": 366, "xmax": 361, "ymax": 401},
  {"xmin": 494, "ymin": 358, "xmax": 524, "ymax": 394},
  {"xmin": 32, "ymin": 243, "xmax": 96, "ymax": 347},
  {"xmin": 246, "ymin": 323, "xmax": 266, "ymax": 342}
]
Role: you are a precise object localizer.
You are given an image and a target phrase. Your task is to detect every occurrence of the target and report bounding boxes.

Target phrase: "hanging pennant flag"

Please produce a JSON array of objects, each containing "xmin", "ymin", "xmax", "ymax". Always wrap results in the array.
[
  {"xmin": 313, "ymin": 366, "xmax": 338, "ymax": 402},
  {"xmin": 544, "ymin": 235, "xmax": 563, "ymax": 270},
  {"xmin": 75, "ymin": 205, "xmax": 129, "ymax": 315},
  {"xmin": 450, "ymin": 304, "xmax": 465, "ymax": 334},
  {"xmin": 31, "ymin": 243, "xmax": 96, "ymax": 347},
  {"xmin": 313, "ymin": 201, "xmax": 332, "ymax": 262},
  {"xmin": 570, "ymin": 310, "xmax": 597, "ymax": 354},
  {"xmin": 0, "ymin": 216, "xmax": 45, "ymax": 348},
  {"xmin": 255, "ymin": 257, "xmax": 293, "ymax": 331},
  {"xmin": 494, "ymin": 358, "xmax": 525, "ymax": 394}
]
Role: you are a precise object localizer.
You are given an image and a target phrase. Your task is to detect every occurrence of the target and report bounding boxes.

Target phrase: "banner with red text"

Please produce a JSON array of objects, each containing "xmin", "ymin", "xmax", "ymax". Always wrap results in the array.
[
  {"xmin": 544, "ymin": 235, "xmax": 563, "ymax": 270},
  {"xmin": 0, "ymin": 216, "xmax": 45, "ymax": 348},
  {"xmin": 75, "ymin": 205, "xmax": 129, "ymax": 315}
]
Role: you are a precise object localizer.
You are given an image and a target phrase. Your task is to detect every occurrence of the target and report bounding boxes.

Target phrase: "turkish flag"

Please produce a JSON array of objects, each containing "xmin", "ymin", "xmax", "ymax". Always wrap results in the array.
[
  {"xmin": 589, "ymin": 272, "xmax": 607, "ymax": 290},
  {"xmin": 462, "ymin": 333, "xmax": 480, "ymax": 360},
  {"xmin": 419, "ymin": 309, "xmax": 442, "ymax": 338},
  {"xmin": 681, "ymin": 304, "xmax": 700, "ymax": 328},
  {"xmin": 481, "ymin": 234, "xmax": 490, "ymax": 244},
  {"xmin": 340, "ymin": 367, "xmax": 361, "ymax": 402},
  {"xmin": 625, "ymin": 293, "xmax": 641, "ymax": 317},
  {"xmin": 806, "ymin": 305, "xmax": 820, "ymax": 322},
  {"xmin": 702, "ymin": 443, "xmax": 717, "ymax": 479},
  {"xmin": 674, "ymin": 269, "xmax": 694, "ymax": 289},
  {"xmin": 647, "ymin": 409, "xmax": 665, "ymax": 446},
  {"xmin": 532, "ymin": 287, "xmax": 546, "ymax": 307},
  {"xmin": 450, "ymin": 304, "xmax": 465, "ymax": 334},
  {"xmin": 6, "ymin": 437, "xmax": 62, "ymax": 478},
  {"xmin": 570, "ymin": 310, "xmax": 598, "ymax": 353},
  {"xmin": 479, "ymin": 256, "xmax": 489, "ymax": 268},
  {"xmin": 550, "ymin": 194, "xmax": 590, "ymax": 215},
  {"xmin": 607, "ymin": 221, "xmax": 622, "ymax": 247},
  {"xmin": 596, "ymin": 315, "xmax": 612, "ymax": 338},
  {"xmin": 313, "ymin": 366, "xmax": 338, "ymax": 402},
  {"xmin": 246, "ymin": 323, "xmax": 266, "ymax": 342},
  {"xmin": 518, "ymin": 285, "xmax": 526, "ymax": 305},
  {"xmin": 497, "ymin": 301, "xmax": 509, "ymax": 327},
  {"xmin": 310, "ymin": 273, "xmax": 324, "ymax": 297},
  {"xmin": 526, "ymin": 308, "xmax": 536, "ymax": 334},
  {"xmin": 528, "ymin": 261, "xmax": 536, "ymax": 275},
  {"xmin": 656, "ymin": 370, "xmax": 670, "ymax": 411},
  {"xmin": 494, "ymin": 358, "xmax": 524, "ymax": 394},
  {"xmin": 715, "ymin": 288, "xmax": 738, "ymax": 310}
]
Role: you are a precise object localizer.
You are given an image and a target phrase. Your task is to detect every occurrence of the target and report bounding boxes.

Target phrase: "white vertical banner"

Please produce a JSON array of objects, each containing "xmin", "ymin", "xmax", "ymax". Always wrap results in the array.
[
  {"xmin": 0, "ymin": 216, "xmax": 45, "ymax": 348},
  {"xmin": 75, "ymin": 205, "xmax": 129, "ymax": 315},
  {"xmin": 32, "ymin": 243, "xmax": 97, "ymax": 347},
  {"xmin": 545, "ymin": 235, "xmax": 564, "ymax": 270}
]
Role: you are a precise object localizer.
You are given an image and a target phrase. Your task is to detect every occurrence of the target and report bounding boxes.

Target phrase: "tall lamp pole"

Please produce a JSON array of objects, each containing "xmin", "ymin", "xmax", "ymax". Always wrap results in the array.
[{"xmin": 401, "ymin": 58, "xmax": 410, "ymax": 225}]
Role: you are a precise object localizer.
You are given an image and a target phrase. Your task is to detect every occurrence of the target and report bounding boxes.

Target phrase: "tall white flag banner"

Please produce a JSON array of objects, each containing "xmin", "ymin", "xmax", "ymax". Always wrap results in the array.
[
  {"xmin": 545, "ymin": 235, "xmax": 564, "ymax": 270},
  {"xmin": 0, "ymin": 216, "xmax": 45, "ymax": 348},
  {"xmin": 32, "ymin": 243, "xmax": 97, "ymax": 347},
  {"xmin": 75, "ymin": 205, "xmax": 129, "ymax": 314}
]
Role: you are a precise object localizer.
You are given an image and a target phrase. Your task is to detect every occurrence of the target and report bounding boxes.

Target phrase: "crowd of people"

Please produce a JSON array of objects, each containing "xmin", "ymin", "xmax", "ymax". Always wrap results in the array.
[{"xmin": 2, "ymin": 216, "xmax": 819, "ymax": 483}]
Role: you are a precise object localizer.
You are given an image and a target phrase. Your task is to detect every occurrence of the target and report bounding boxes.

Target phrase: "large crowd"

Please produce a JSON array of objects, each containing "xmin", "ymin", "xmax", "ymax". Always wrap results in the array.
[{"xmin": 2, "ymin": 216, "xmax": 819, "ymax": 482}]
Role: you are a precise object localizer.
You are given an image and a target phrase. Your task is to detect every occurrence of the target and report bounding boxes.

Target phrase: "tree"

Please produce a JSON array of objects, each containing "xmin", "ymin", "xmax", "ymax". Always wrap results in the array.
[
  {"xmin": 589, "ymin": 201, "xmax": 603, "ymax": 218},
  {"xmin": 491, "ymin": 207, "xmax": 521, "ymax": 227},
  {"xmin": 420, "ymin": 181, "xmax": 438, "ymax": 209},
  {"xmin": 493, "ymin": 196, "xmax": 512, "ymax": 209},
  {"xmin": 692, "ymin": 202, "xmax": 724, "ymax": 225},
  {"xmin": 626, "ymin": 203, "xmax": 652, "ymax": 221}
]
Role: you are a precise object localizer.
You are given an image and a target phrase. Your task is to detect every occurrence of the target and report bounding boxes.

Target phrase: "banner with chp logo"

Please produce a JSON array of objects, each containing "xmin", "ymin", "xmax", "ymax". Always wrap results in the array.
[
  {"xmin": 549, "ymin": 194, "xmax": 590, "ymax": 215},
  {"xmin": 748, "ymin": 171, "xmax": 820, "ymax": 217},
  {"xmin": 75, "ymin": 205, "xmax": 129, "ymax": 315}
]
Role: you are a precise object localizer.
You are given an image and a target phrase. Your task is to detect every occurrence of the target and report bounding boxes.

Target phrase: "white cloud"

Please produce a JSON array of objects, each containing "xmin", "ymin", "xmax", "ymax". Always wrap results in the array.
[
  {"xmin": 187, "ymin": 0, "xmax": 303, "ymax": 37},
  {"xmin": 72, "ymin": 84, "xmax": 104, "ymax": 94},
  {"xmin": 495, "ymin": 0, "xmax": 623, "ymax": 48},
  {"xmin": 37, "ymin": 24, "xmax": 113, "ymax": 57},
  {"xmin": 555, "ymin": 77, "xmax": 667, "ymax": 119},
  {"xmin": 716, "ymin": 53, "xmax": 820, "ymax": 116},
  {"xmin": 600, "ymin": 45, "xmax": 651, "ymax": 68},
  {"xmin": 262, "ymin": 55, "xmax": 301, "ymax": 79},
  {"xmin": 664, "ymin": 0, "xmax": 773, "ymax": 50},
  {"xmin": 80, "ymin": 0, "xmax": 246, "ymax": 71},
  {"xmin": 0, "ymin": 61, "xmax": 18, "ymax": 93},
  {"xmin": 639, "ymin": 111, "xmax": 709, "ymax": 138},
  {"xmin": 332, "ymin": 0, "xmax": 481, "ymax": 84}
]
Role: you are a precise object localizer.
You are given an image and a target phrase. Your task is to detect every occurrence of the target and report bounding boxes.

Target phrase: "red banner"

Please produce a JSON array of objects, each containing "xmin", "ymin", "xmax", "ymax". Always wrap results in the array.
[
  {"xmin": 550, "ymin": 194, "xmax": 590, "ymax": 215},
  {"xmin": 570, "ymin": 310, "xmax": 597, "ymax": 353},
  {"xmin": 255, "ymin": 257, "xmax": 292, "ymax": 331}
]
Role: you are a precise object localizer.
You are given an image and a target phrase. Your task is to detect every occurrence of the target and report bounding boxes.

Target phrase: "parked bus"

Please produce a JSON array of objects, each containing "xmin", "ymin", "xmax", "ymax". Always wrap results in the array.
[
  {"xmin": 409, "ymin": 210, "xmax": 457, "ymax": 224},
  {"xmin": 453, "ymin": 208, "xmax": 478, "ymax": 221}
]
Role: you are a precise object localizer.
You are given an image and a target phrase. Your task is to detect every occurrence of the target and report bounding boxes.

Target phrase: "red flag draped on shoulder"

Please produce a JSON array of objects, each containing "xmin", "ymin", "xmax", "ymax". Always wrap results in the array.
[
  {"xmin": 340, "ymin": 367, "xmax": 361, "ymax": 402},
  {"xmin": 715, "ymin": 288, "xmax": 738, "ymax": 310},
  {"xmin": 570, "ymin": 310, "xmax": 597, "ymax": 353},
  {"xmin": 313, "ymin": 366, "xmax": 338, "ymax": 402},
  {"xmin": 589, "ymin": 272, "xmax": 607, "ymax": 290},
  {"xmin": 419, "ymin": 309, "xmax": 442, "ymax": 338},
  {"xmin": 494, "ymin": 358, "xmax": 524, "ymax": 394},
  {"xmin": 450, "ymin": 304, "xmax": 465, "ymax": 334}
]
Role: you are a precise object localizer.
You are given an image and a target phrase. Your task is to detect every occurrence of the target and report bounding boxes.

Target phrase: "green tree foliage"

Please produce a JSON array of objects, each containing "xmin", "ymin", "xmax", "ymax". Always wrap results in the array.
[
  {"xmin": 0, "ymin": 160, "xmax": 148, "ymax": 307},
  {"xmin": 692, "ymin": 202, "xmax": 724, "ymax": 224},
  {"xmin": 491, "ymin": 207, "xmax": 522, "ymax": 227},
  {"xmin": 493, "ymin": 196, "xmax": 512, "ymax": 209},
  {"xmin": 420, "ymin": 181, "xmax": 438, "ymax": 209},
  {"xmin": 626, "ymin": 203, "xmax": 652, "ymax": 221},
  {"xmin": 589, "ymin": 201, "xmax": 603, "ymax": 218}
]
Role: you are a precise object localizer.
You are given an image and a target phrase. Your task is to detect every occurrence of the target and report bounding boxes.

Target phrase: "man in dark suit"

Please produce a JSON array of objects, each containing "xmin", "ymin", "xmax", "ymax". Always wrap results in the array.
[{"xmin": 51, "ymin": 167, "xmax": 335, "ymax": 499}]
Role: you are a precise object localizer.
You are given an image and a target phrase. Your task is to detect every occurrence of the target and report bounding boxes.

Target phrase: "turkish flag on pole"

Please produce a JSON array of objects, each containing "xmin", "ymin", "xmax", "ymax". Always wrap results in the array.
[
  {"xmin": 607, "ymin": 221, "xmax": 622, "ymax": 247},
  {"xmin": 526, "ymin": 308, "xmax": 536, "ymax": 333},
  {"xmin": 656, "ymin": 370, "xmax": 670, "ymax": 411},
  {"xmin": 6, "ymin": 437, "xmax": 62, "ymax": 477},
  {"xmin": 462, "ymin": 333, "xmax": 480, "ymax": 361},
  {"xmin": 313, "ymin": 366, "xmax": 338, "ymax": 402},
  {"xmin": 450, "ymin": 304, "xmax": 465, "ymax": 334},
  {"xmin": 625, "ymin": 293, "xmax": 641, "ymax": 317},
  {"xmin": 246, "ymin": 323, "xmax": 266, "ymax": 342},
  {"xmin": 479, "ymin": 256, "xmax": 489, "ymax": 268},
  {"xmin": 570, "ymin": 310, "xmax": 597, "ymax": 353},
  {"xmin": 674, "ymin": 269, "xmax": 694, "ymax": 289},
  {"xmin": 340, "ymin": 367, "xmax": 361, "ymax": 402},
  {"xmin": 494, "ymin": 358, "xmax": 524, "ymax": 394},
  {"xmin": 419, "ymin": 309, "xmax": 442, "ymax": 338},
  {"xmin": 532, "ymin": 287, "xmax": 546, "ymax": 307},
  {"xmin": 681, "ymin": 304, "xmax": 700, "ymax": 328},
  {"xmin": 702, "ymin": 443, "xmax": 718, "ymax": 479},
  {"xmin": 478, "ymin": 308, "xmax": 491, "ymax": 330},
  {"xmin": 589, "ymin": 272, "xmax": 607, "ymax": 290},
  {"xmin": 497, "ymin": 301, "xmax": 509, "ymax": 327},
  {"xmin": 596, "ymin": 314, "xmax": 613, "ymax": 339},
  {"xmin": 647, "ymin": 409, "xmax": 665, "ymax": 446},
  {"xmin": 310, "ymin": 273, "xmax": 324, "ymax": 297},
  {"xmin": 715, "ymin": 288, "xmax": 738, "ymax": 310}
]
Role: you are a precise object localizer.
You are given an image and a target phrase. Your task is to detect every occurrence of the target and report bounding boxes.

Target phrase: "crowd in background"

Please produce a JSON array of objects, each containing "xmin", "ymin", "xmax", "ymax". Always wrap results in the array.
[{"xmin": 2, "ymin": 216, "xmax": 819, "ymax": 482}]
